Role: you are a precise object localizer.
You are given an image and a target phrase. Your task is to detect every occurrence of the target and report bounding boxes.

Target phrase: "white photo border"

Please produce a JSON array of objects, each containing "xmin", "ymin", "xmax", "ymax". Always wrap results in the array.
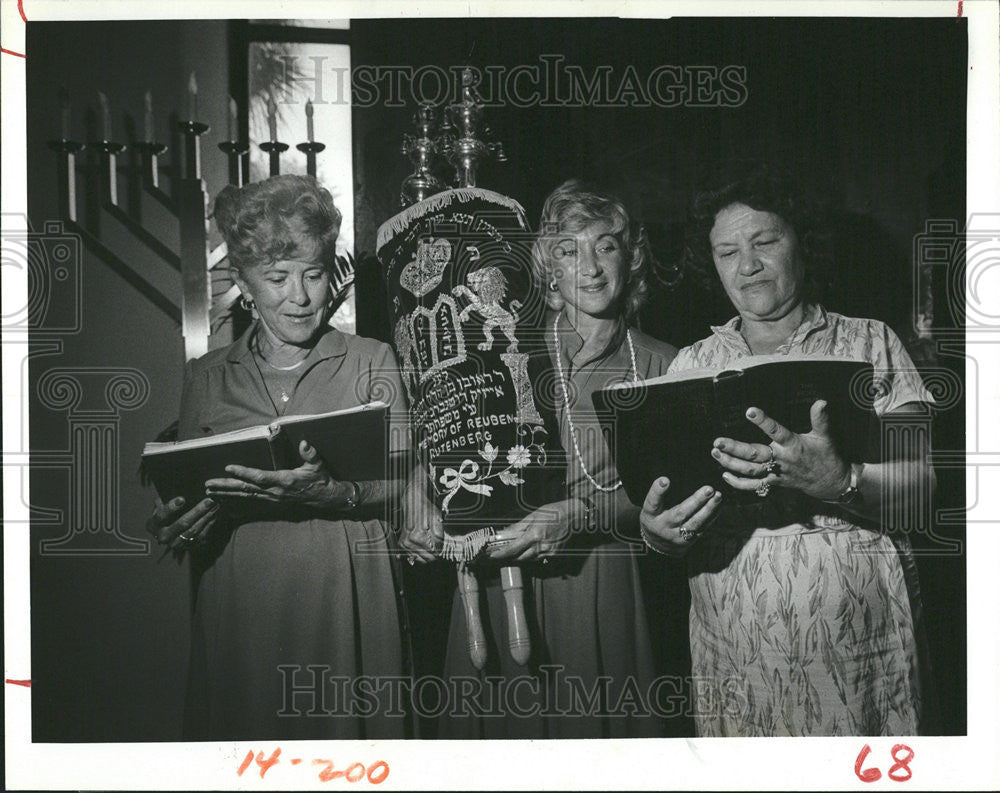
[{"xmin": 3, "ymin": 1, "xmax": 998, "ymax": 790}]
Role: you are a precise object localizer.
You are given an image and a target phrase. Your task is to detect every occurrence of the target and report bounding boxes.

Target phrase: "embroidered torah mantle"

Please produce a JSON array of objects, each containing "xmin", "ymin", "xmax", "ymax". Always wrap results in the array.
[{"xmin": 377, "ymin": 187, "xmax": 566, "ymax": 561}]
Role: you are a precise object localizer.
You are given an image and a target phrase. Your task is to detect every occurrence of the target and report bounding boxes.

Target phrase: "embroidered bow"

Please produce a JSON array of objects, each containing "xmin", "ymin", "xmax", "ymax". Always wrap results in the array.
[{"xmin": 439, "ymin": 459, "xmax": 493, "ymax": 514}]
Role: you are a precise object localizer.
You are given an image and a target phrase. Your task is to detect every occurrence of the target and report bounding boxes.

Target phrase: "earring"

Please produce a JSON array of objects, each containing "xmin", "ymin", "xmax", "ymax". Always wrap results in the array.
[
  {"xmin": 548, "ymin": 277, "xmax": 559, "ymax": 292},
  {"xmin": 239, "ymin": 295, "xmax": 255, "ymax": 312}
]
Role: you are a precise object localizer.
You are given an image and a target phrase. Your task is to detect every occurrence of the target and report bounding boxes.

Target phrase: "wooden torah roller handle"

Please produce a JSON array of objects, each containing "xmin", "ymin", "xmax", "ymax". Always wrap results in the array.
[
  {"xmin": 501, "ymin": 565, "xmax": 531, "ymax": 665},
  {"xmin": 457, "ymin": 565, "xmax": 488, "ymax": 670}
]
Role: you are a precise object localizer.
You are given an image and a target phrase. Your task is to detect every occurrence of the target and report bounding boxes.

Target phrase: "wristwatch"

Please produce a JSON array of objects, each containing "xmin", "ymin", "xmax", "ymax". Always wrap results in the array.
[
  {"xmin": 826, "ymin": 463, "xmax": 863, "ymax": 505},
  {"xmin": 344, "ymin": 481, "xmax": 362, "ymax": 511}
]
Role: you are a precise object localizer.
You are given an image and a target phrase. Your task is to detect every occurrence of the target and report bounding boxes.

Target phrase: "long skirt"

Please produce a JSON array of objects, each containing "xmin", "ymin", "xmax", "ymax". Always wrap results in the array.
[
  {"xmin": 439, "ymin": 542, "xmax": 665, "ymax": 739},
  {"xmin": 687, "ymin": 524, "xmax": 927, "ymax": 736},
  {"xmin": 183, "ymin": 516, "xmax": 408, "ymax": 740}
]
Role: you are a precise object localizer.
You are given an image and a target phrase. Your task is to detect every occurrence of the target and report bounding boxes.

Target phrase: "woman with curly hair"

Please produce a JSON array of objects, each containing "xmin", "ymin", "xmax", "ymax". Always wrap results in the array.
[
  {"xmin": 433, "ymin": 179, "xmax": 677, "ymax": 738},
  {"xmin": 145, "ymin": 174, "xmax": 410, "ymax": 740},
  {"xmin": 639, "ymin": 163, "xmax": 935, "ymax": 736}
]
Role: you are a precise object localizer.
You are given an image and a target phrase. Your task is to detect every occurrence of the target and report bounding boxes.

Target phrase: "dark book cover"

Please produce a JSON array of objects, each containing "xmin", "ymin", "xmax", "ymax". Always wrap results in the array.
[
  {"xmin": 273, "ymin": 402, "xmax": 391, "ymax": 481},
  {"xmin": 141, "ymin": 429, "xmax": 280, "ymax": 507},
  {"xmin": 142, "ymin": 402, "xmax": 390, "ymax": 506},
  {"xmin": 592, "ymin": 355, "xmax": 879, "ymax": 509}
]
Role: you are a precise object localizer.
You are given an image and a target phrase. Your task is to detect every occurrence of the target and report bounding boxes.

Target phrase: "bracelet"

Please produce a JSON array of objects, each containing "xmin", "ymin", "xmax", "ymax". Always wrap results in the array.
[
  {"xmin": 344, "ymin": 481, "xmax": 362, "ymax": 511},
  {"xmin": 639, "ymin": 523, "xmax": 670, "ymax": 556}
]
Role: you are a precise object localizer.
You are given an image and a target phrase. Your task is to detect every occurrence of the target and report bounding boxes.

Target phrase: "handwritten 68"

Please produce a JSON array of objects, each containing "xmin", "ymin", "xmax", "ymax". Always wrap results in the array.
[
  {"xmin": 237, "ymin": 748, "xmax": 389, "ymax": 784},
  {"xmin": 854, "ymin": 743, "xmax": 914, "ymax": 783}
]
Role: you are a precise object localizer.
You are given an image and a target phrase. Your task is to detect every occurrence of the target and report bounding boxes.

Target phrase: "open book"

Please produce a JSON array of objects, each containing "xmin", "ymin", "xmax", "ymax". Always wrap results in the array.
[
  {"xmin": 142, "ymin": 401, "xmax": 391, "ymax": 506},
  {"xmin": 591, "ymin": 355, "xmax": 879, "ymax": 507}
]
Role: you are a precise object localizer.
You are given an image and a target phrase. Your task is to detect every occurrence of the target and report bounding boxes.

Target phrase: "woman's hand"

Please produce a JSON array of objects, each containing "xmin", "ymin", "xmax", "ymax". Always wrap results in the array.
[
  {"xmin": 712, "ymin": 400, "xmax": 851, "ymax": 501},
  {"xmin": 146, "ymin": 496, "xmax": 219, "ymax": 550},
  {"xmin": 639, "ymin": 479, "xmax": 722, "ymax": 556},
  {"xmin": 485, "ymin": 499, "xmax": 577, "ymax": 563},
  {"xmin": 398, "ymin": 478, "xmax": 444, "ymax": 564},
  {"xmin": 204, "ymin": 440, "xmax": 354, "ymax": 511}
]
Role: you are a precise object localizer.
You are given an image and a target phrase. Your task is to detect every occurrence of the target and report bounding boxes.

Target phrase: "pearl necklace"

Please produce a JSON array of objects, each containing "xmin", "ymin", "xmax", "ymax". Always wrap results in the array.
[{"xmin": 553, "ymin": 313, "xmax": 639, "ymax": 493}]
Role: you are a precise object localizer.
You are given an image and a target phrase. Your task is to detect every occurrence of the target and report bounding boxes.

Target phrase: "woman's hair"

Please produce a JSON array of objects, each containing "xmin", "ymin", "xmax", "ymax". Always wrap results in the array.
[
  {"xmin": 213, "ymin": 174, "xmax": 342, "ymax": 273},
  {"xmin": 684, "ymin": 162, "xmax": 833, "ymax": 301},
  {"xmin": 531, "ymin": 178, "xmax": 652, "ymax": 321}
]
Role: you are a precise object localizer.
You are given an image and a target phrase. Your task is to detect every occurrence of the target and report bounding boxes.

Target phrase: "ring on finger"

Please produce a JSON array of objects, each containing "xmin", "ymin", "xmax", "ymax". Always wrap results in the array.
[
  {"xmin": 755, "ymin": 482, "xmax": 771, "ymax": 498},
  {"xmin": 678, "ymin": 526, "xmax": 696, "ymax": 542}
]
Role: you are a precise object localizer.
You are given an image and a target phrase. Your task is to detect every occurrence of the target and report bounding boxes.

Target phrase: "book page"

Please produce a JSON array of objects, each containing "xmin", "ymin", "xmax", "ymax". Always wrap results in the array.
[
  {"xmin": 141, "ymin": 422, "xmax": 273, "ymax": 454},
  {"xmin": 271, "ymin": 399, "xmax": 388, "ymax": 427},
  {"xmin": 614, "ymin": 353, "xmax": 866, "ymax": 388}
]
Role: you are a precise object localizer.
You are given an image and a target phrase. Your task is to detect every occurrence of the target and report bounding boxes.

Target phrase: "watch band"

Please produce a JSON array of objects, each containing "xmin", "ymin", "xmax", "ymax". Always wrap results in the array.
[{"xmin": 825, "ymin": 463, "xmax": 863, "ymax": 505}]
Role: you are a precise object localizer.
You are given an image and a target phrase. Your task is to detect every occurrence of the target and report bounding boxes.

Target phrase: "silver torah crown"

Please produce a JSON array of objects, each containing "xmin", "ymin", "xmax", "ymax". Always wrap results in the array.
[{"xmin": 399, "ymin": 68, "xmax": 506, "ymax": 207}]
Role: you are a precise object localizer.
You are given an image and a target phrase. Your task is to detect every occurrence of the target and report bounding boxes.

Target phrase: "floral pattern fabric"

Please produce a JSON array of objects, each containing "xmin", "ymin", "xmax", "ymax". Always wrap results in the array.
[{"xmin": 668, "ymin": 305, "xmax": 933, "ymax": 736}]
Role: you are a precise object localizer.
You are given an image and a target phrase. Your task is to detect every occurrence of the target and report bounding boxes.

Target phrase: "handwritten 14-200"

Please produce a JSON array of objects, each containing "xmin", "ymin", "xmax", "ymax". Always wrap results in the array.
[{"xmin": 237, "ymin": 748, "xmax": 389, "ymax": 783}]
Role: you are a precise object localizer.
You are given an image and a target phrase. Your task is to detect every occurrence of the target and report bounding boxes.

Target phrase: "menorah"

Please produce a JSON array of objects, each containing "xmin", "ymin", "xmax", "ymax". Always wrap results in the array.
[
  {"xmin": 39, "ymin": 76, "xmax": 349, "ymax": 556},
  {"xmin": 47, "ymin": 77, "xmax": 343, "ymax": 362}
]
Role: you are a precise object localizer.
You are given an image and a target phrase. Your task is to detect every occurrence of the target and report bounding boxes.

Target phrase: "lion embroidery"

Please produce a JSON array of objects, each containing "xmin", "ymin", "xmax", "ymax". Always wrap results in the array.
[{"xmin": 453, "ymin": 267, "xmax": 522, "ymax": 353}]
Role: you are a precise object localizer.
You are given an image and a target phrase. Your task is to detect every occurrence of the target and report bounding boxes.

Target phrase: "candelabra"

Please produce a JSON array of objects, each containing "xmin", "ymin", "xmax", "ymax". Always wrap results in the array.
[{"xmin": 49, "ymin": 89, "xmax": 329, "ymax": 359}]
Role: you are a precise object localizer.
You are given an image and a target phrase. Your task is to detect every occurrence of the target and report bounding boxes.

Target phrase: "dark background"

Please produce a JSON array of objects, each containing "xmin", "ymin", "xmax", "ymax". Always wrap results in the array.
[{"xmin": 26, "ymin": 16, "xmax": 966, "ymax": 740}]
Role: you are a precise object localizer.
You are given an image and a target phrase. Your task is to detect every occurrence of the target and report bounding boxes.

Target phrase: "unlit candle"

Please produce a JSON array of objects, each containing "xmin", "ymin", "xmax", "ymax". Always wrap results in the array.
[
  {"xmin": 267, "ymin": 95, "xmax": 278, "ymax": 142},
  {"xmin": 188, "ymin": 72, "xmax": 198, "ymax": 122},
  {"xmin": 144, "ymin": 90, "xmax": 154, "ymax": 141},
  {"xmin": 97, "ymin": 91, "xmax": 111, "ymax": 140}
]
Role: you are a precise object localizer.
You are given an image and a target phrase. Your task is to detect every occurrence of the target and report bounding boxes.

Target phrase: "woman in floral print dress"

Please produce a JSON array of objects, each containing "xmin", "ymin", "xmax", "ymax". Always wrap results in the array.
[{"xmin": 639, "ymin": 165, "xmax": 935, "ymax": 736}]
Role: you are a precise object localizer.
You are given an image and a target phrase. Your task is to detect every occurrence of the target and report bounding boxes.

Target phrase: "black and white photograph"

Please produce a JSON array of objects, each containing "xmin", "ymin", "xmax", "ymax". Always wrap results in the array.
[{"xmin": 3, "ymin": 0, "xmax": 998, "ymax": 789}]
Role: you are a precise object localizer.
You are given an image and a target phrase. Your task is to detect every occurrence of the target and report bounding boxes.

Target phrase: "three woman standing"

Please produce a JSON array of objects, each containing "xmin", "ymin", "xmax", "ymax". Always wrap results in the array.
[{"xmin": 149, "ymin": 167, "xmax": 934, "ymax": 739}]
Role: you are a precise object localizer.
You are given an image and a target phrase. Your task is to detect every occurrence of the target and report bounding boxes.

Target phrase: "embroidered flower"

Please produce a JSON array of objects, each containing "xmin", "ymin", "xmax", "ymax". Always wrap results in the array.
[
  {"xmin": 506, "ymin": 445, "xmax": 530, "ymax": 469},
  {"xmin": 499, "ymin": 470, "xmax": 525, "ymax": 486},
  {"xmin": 480, "ymin": 441, "xmax": 498, "ymax": 463}
]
